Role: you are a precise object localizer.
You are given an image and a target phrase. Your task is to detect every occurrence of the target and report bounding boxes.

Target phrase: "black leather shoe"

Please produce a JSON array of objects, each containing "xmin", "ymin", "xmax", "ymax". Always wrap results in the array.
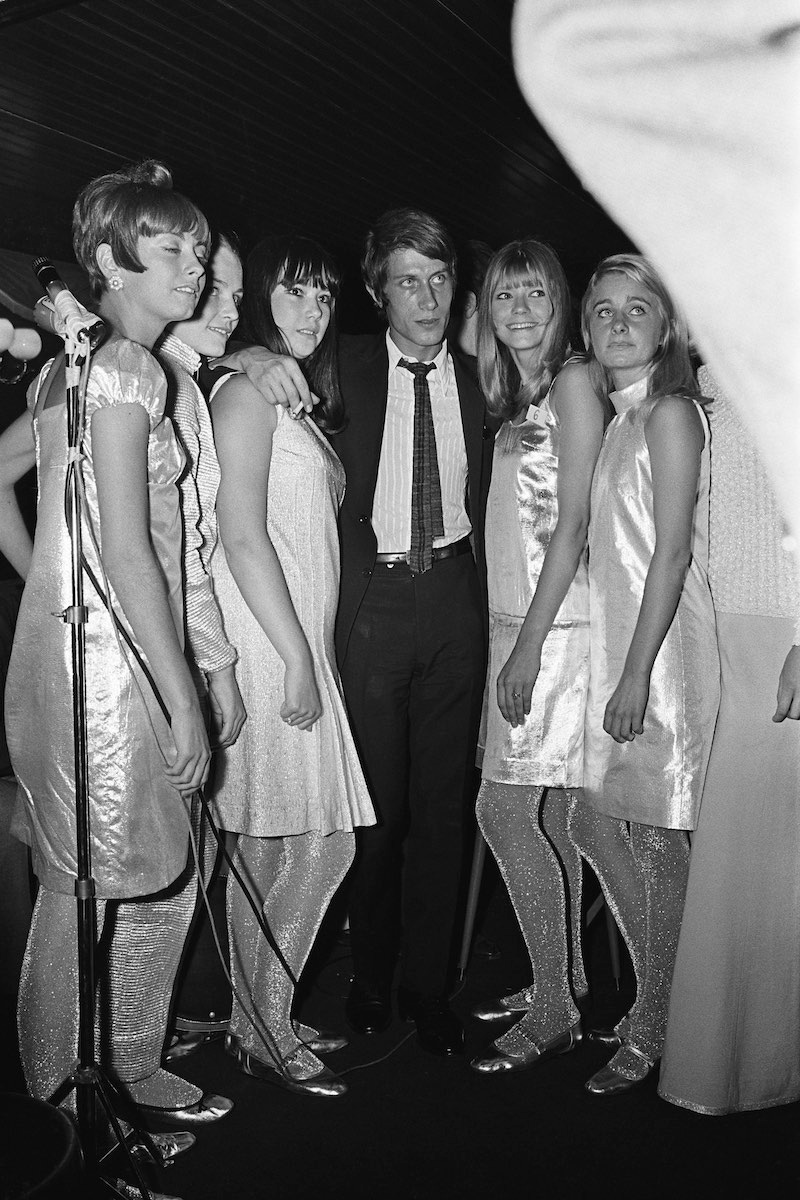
[
  {"xmin": 588, "ymin": 1026, "xmax": 623, "ymax": 1047},
  {"xmin": 397, "ymin": 988, "xmax": 464, "ymax": 1056},
  {"xmin": 345, "ymin": 981, "xmax": 392, "ymax": 1035}
]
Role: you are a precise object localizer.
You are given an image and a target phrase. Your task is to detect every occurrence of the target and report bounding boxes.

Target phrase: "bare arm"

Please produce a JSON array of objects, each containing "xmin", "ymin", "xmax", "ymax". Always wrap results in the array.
[
  {"xmin": 214, "ymin": 346, "xmax": 315, "ymax": 413},
  {"xmin": 0, "ymin": 411, "xmax": 36, "ymax": 579},
  {"xmin": 604, "ymin": 395, "xmax": 704, "ymax": 743},
  {"xmin": 498, "ymin": 361, "xmax": 606, "ymax": 726},
  {"xmin": 92, "ymin": 403, "xmax": 210, "ymax": 794},
  {"xmin": 211, "ymin": 375, "xmax": 321, "ymax": 730}
]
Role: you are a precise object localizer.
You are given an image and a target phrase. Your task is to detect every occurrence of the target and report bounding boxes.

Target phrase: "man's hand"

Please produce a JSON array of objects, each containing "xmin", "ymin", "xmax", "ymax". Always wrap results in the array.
[
  {"xmin": 773, "ymin": 644, "xmax": 800, "ymax": 722},
  {"xmin": 214, "ymin": 346, "xmax": 316, "ymax": 414}
]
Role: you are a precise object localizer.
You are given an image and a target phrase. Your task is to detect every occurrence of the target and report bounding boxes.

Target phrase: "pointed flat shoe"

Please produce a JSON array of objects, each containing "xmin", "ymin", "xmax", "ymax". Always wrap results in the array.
[
  {"xmin": 293, "ymin": 1021, "xmax": 349, "ymax": 1054},
  {"xmin": 470, "ymin": 1019, "xmax": 582, "ymax": 1074},
  {"xmin": 225, "ymin": 1033, "xmax": 348, "ymax": 1097},
  {"xmin": 136, "ymin": 1093, "xmax": 233, "ymax": 1127},
  {"xmin": 471, "ymin": 989, "xmax": 534, "ymax": 1023},
  {"xmin": 585, "ymin": 1045, "xmax": 656, "ymax": 1095}
]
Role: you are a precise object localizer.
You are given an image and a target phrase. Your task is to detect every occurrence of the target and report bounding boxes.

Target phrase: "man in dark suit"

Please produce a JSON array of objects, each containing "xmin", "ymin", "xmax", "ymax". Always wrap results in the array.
[
  {"xmin": 218, "ymin": 209, "xmax": 493, "ymax": 1055},
  {"xmin": 334, "ymin": 209, "xmax": 493, "ymax": 1055}
]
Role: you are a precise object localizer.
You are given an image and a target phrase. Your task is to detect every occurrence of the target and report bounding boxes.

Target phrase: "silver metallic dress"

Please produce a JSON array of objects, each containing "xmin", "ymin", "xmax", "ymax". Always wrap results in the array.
[
  {"xmin": 7, "ymin": 341, "xmax": 189, "ymax": 897},
  {"xmin": 478, "ymin": 393, "xmax": 590, "ymax": 785},
  {"xmin": 583, "ymin": 380, "xmax": 718, "ymax": 830},
  {"xmin": 210, "ymin": 407, "xmax": 374, "ymax": 836}
]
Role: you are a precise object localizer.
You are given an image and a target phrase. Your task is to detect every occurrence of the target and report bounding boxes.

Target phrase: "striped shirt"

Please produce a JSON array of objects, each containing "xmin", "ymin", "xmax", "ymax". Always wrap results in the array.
[{"xmin": 372, "ymin": 331, "xmax": 470, "ymax": 554}]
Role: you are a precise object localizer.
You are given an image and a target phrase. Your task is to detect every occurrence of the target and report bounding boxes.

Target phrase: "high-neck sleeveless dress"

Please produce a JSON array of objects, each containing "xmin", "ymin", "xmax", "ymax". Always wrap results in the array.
[{"xmin": 582, "ymin": 378, "xmax": 718, "ymax": 830}]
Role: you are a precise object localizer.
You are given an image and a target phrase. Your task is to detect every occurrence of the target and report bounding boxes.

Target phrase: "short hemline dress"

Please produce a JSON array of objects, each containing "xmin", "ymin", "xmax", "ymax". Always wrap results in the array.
[
  {"xmin": 478, "ymin": 389, "xmax": 590, "ymax": 789},
  {"xmin": 582, "ymin": 382, "xmax": 719, "ymax": 831},
  {"xmin": 210, "ymin": 405, "xmax": 375, "ymax": 838},
  {"xmin": 6, "ymin": 341, "xmax": 190, "ymax": 899}
]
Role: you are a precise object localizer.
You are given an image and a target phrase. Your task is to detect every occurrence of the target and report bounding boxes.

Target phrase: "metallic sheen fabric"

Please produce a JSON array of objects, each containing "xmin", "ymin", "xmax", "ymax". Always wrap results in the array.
[
  {"xmin": 477, "ymin": 782, "xmax": 586, "ymax": 1041},
  {"xmin": 569, "ymin": 799, "xmax": 690, "ymax": 1063},
  {"xmin": 227, "ymin": 830, "xmax": 354, "ymax": 1078},
  {"xmin": 6, "ymin": 343, "xmax": 190, "ymax": 897},
  {"xmin": 210, "ymin": 408, "xmax": 374, "ymax": 836},
  {"xmin": 583, "ymin": 381, "xmax": 719, "ymax": 830},
  {"xmin": 479, "ymin": 396, "xmax": 589, "ymax": 787},
  {"xmin": 158, "ymin": 334, "xmax": 237, "ymax": 679}
]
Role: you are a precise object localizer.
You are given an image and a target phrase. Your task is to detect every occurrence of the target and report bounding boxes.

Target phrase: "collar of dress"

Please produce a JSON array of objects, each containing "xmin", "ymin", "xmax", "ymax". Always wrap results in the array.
[
  {"xmin": 609, "ymin": 373, "xmax": 650, "ymax": 415},
  {"xmin": 160, "ymin": 333, "xmax": 201, "ymax": 377}
]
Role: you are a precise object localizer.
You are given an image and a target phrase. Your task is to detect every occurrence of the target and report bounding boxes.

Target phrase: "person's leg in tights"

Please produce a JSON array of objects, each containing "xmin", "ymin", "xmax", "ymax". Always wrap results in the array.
[
  {"xmin": 18, "ymin": 885, "xmax": 95, "ymax": 1105},
  {"xmin": 476, "ymin": 781, "xmax": 581, "ymax": 1048},
  {"xmin": 569, "ymin": 801, "xmax": 690, "ymax": 1076},
  {"xmin": 18, "ymin": 801, "xmax": 217, "ymax": 1109},
  {"xmin": 542, "ymin": 788, "xmax": 588, "ymax": 1001},
  {"xmin": 227, "ymin": 829, "xmax": 354, "ymax": 1079},
  {"xmin": 568, "ymin": 799, "xmax": 647, "ymax": 1069},
  {"xmin": 102, "ymin": 797, "xmax": 218, "ymax": 1108},
  {"xmin": 625, "ymin": 821, "xmax": 690, "ymax": 1062}
]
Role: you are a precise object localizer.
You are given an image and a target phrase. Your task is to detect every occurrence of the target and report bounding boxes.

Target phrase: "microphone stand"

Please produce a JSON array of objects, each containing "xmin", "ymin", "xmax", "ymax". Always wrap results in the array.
[{"xmin": 43, "ymin": 329, "xmax": 159, "ymax": 1200}]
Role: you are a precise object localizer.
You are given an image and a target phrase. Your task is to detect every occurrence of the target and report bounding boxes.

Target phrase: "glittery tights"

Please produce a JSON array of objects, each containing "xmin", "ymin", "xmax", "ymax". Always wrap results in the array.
[
  {"xmin": 18, "ymin": 800, "xmax": 216, "ymax": 1109},
  {"xmin": 227, "ymin": 830, "xmax": 354, "ymax": 1079},
  {"xmin": 568, "ymin": 800, "xmax": 690, "ymax": 1062},
  {"xmin": 476, "ymin": 781, "xmax": 587, "ymax": 1041}
]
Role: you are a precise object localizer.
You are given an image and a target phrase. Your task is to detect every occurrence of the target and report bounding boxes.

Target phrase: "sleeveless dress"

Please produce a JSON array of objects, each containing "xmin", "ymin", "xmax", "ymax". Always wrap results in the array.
[
  {"xmin": 478, "ymin": 388, "xmax": 590, "ymax": 786},
  {"xmin": 210, "ymin": 406, "xmax": 375, "ymax": 836},
  {"xmin": 6, "ymin": 340, "xmax": 189, "ymax": 898},
  {"xmin": 582, "ymin": 380, "xmax": 718, "ymax": 829}
]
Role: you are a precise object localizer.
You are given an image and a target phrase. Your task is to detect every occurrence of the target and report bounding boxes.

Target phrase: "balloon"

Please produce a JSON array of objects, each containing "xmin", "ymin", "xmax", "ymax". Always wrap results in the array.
[
  {"xmin": 9, "ymin": 327, "xmax": 43, "ymax": 361},
  {"xmin": 0, "ymin": 318, "xmax": 14, "ymax": 354}
]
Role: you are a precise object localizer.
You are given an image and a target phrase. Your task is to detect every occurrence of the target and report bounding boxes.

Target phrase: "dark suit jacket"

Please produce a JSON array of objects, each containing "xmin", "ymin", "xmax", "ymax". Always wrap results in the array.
[{"xmin": 332, "ymin": 333, "xmax": 496, "ymax": 667}]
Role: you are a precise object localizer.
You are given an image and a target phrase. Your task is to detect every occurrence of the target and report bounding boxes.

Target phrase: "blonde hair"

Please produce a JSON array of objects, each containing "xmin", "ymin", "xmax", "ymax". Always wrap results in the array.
[
  {"xmin": 477, "ymin": 239, "xmax": 572, "ymax": 421},
  {"xmin": 580, "ymin": 253, "xmax": 699, "ymax": 403}
]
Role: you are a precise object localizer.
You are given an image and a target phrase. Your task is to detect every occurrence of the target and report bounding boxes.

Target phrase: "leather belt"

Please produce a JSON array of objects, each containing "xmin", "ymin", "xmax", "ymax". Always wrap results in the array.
[{"xmin": 374, "ymin": 536, "xmax": 472, "ymax": 565}]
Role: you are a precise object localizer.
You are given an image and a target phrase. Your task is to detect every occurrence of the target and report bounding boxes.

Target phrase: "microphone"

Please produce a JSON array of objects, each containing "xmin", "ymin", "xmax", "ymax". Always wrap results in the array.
[{"xmin": 32, "ymin": 257, "xmax": 106, "ymax": 349}]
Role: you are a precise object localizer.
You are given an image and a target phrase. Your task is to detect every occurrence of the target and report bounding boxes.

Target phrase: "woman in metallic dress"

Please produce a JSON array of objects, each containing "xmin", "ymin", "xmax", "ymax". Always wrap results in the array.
[
  {"xmin": 569, "ymin": 254, "xmax": 719, "ymax": 1095},
  {"xmin": 0, "ymin": 161, "xmax": 232, "ymax": 1131},
  {"xmin": 209, "ymin": 236, "xmax": 374, "ymax": 1098},
  {"xmin": 468, "ymin": 239, "xmax": 606, "ymax": 1075}
]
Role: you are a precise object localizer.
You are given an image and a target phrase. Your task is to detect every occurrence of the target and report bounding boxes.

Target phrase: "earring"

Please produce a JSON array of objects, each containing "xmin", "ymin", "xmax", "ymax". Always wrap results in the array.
[{"xmin": 109, "ymin": 276, "xmax": 124, "ymax": 291}]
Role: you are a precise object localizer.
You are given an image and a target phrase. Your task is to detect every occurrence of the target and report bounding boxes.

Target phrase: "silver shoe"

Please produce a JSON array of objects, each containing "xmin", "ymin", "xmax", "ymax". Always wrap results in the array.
[
  {"xmin": 293, "ymin": 1020, "xmax": 349, "ymax": 1054},
  {"xmin": 471, "ymin": 988, "xmax": 534, "ymax": 1022},
  {"xmin": 471, "ymin": 1019, "xmax": 583, "ymax": 1074},
  {"xmin": 107, "ymin": 1180, "xmax": 184, "ymax": 1200},
  {"xmin": 129, "ymin": 1130, "xmax": 196, "ymax": 1165},
  {"xmin": 225, "ymin": 1032, "xmax": 348, "ymax": 1098},
  {"xmin": 585, "ymin": 1043, "xmax": 655, "ymax": 1095},
  {"xmin": 136, "ymin": 1092, "xmax": 233, "ymax": 1127}
]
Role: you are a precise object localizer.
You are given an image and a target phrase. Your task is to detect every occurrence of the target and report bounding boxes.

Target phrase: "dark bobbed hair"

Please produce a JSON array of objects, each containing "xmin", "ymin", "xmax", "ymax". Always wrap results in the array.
[
  {"xmin": 477, "ymin": 239, "xmax": 573, "ymax": 421},
  {"xmin": 361, "ymin": 207, "xmax": 457, "ymax": 308},
  {"xmin": 580, "ymin": 253, "xmax": 700, "ymax": 403},
  {"xmin": 212, "ymin": 227, "xmax": 242, "ymax": 262},
  {"xmin": 241, "ymin": 235, "xmax": 344, "ymax": 434},
  {"xmin": 72, "ymin": 159, "xmax": 210, "ymax": 300}
]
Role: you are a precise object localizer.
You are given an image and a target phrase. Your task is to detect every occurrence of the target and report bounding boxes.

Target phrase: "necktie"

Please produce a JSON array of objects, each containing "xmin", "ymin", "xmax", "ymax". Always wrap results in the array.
[{"xmin": 399, "ymin": 358, "xmax": 444, "ymax": 574}]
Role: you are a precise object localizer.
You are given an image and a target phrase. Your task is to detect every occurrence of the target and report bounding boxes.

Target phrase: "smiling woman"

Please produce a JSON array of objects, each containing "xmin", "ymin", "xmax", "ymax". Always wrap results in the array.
[{"xmin": 468, "ymin": 238, "xmax": 606, "ymax": 1078}]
